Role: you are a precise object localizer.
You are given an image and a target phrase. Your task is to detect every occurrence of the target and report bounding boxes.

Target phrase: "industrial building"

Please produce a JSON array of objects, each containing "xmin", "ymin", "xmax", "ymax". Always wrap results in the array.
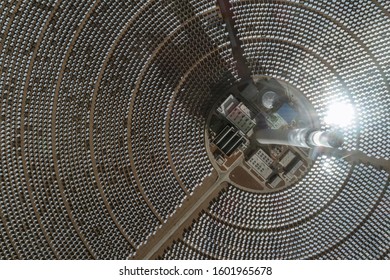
[{"xmin": 0, "ymin": 0, "xmax": 389, "ymax": 260}]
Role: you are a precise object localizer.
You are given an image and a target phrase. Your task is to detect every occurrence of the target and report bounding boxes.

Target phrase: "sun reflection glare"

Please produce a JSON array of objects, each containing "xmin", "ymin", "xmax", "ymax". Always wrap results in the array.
[{"xmin": 324, "ymin": 102, "xmax": 355, "ymax": 127}]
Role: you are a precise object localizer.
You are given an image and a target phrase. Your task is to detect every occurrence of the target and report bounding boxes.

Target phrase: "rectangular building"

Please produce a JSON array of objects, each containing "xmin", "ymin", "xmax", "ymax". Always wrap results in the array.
[
  {"xmin": 280, "ymin": 151, "xmax": 295, "ymax": 167},
  {"xmin": 217, "ymin": 95, "xmax": 239, "ymax": 117},
  {"xmin": 254, "ymin": 148, "xmax": 273, "ymax": 166},
  {"xmin": 227, "ymin": 103, "xmax": 256, "ymax": 134},
  {"xmin": 285, "ymin": 160, "xmax": 303, "ymax": 180},
  {"xmin": 247, "ymin": 155, "xmax": 273, "ymax": 180},
  {"xmin": 213, "ymin": 126, "xmax": 244, "ymax": 156},
  {"xmin": 269, "ymin": 176, "xmax": 282, "ymax": 189}
]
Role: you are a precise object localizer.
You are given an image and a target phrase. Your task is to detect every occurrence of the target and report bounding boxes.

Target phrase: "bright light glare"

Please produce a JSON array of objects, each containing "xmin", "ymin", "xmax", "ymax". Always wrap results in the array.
[{"xmin": 324, "ymin": 102, "xmax": 355, "ymax": 127}]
